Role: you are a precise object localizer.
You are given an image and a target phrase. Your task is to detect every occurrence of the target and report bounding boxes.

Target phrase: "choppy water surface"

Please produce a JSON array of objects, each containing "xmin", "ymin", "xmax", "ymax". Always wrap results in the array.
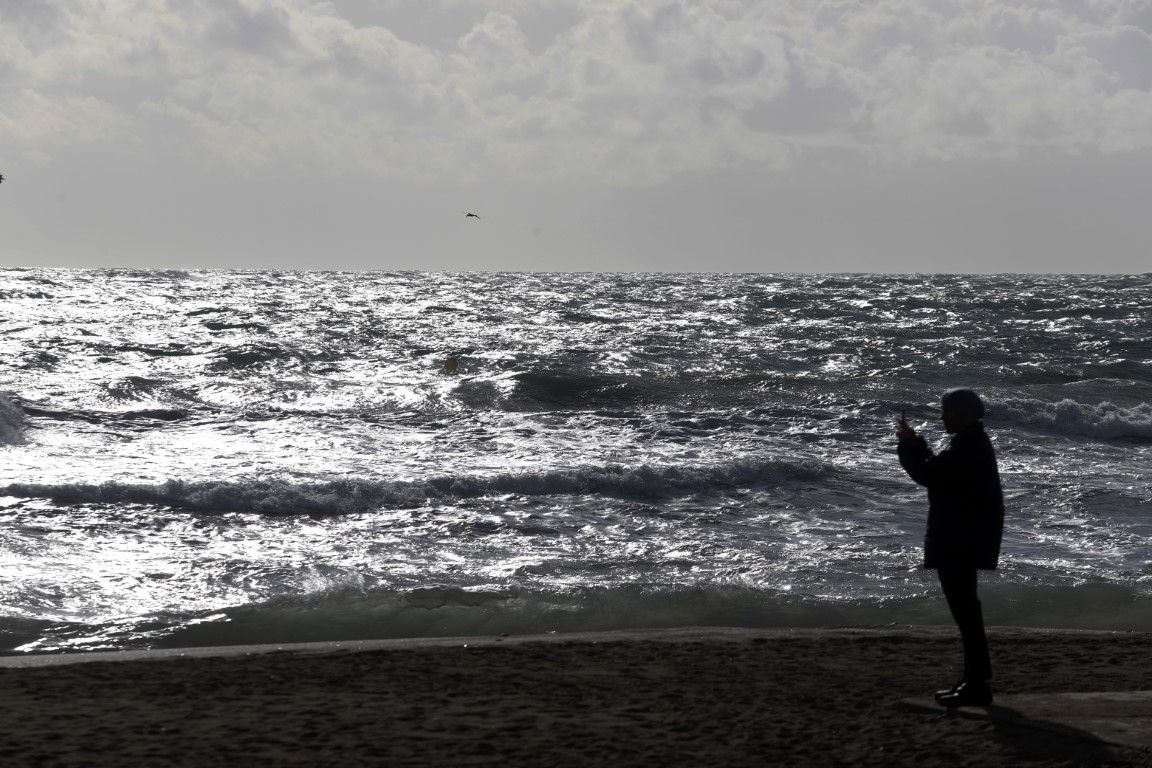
[{"xmin": 1, "ymin": 270, "xmax": 1150, "ymax": 652}]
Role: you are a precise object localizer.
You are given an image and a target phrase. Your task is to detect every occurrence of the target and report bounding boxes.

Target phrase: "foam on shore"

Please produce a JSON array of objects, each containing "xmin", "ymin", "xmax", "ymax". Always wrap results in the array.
[{"xmin": 1, "ymin": 624, "xmax": 1142, "ymax": 669}]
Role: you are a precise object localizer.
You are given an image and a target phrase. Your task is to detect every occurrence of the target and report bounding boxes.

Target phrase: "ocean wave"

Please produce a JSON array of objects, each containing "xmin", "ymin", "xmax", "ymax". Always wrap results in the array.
[
  {"xmin": 0, "ymin": 393, "xmax": 27, "ymax": 445},
  {"xmin": 202, "ymin": 320, "xmax": 270, "ymax": 332},
  {"xmin": 157, "ymin": 584, "xmax": 926, "ymax": 649},
  {"xmin": 992, "ymin": 397, "xmax": 1152, "ymax": 440},
  {"xmin": 20, "ymin": 404, "xmax": 192, "ymax": 424},
  {"xmin": 8, "ymin": 581, "xmax": 1151, "ymax": 653},
  {"xmin": 508, "ymin": 371, "xmax": 651, "ymax": 408},
  {"xmin": 0, "ymin": 289, "xmax": 52, "ymax": 300},
  {"xmin": 1012, "ymin": 378, "xmax": 1152, "ymax": 408},
  {"xmin": 211, "ymin": 343, "xmax": 293, "ymax": 369},
  {"xmin": 472, "ymin": 370, "xmax": 693, "ymax": 411},
  {"xmin": 113, "ymin": 343, "xmax": 197, "ymax": 357},
  {"xmin": 170, "ymin": 581, "xmax": 1152, "ymax": 647},
  {"xmin": 0, "ymin": 458, "xmax": 829, "ymax": 515},
  {"xmin": 210, "ymin": 342, "xmax": 339, "ymax": 370},
  {"xmin": 102, "ymin": 376, "xmax": 168, "ymax": 401}
]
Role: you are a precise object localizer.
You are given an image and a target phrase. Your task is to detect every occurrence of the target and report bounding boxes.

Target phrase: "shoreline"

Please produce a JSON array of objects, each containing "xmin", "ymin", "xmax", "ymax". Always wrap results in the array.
[{"xmin": 1, "ymin": 623, "xmax": 1147, "ymax": 668}]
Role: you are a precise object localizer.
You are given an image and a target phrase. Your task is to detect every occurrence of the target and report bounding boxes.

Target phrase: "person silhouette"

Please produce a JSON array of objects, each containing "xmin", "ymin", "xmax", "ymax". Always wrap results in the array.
[{"xmin": 896, "ymin": 388, "xmax": 1004, "ymax": 707}]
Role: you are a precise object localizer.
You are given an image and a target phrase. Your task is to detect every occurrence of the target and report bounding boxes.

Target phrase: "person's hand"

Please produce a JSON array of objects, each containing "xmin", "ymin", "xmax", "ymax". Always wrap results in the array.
[{"xmin": 896, "ymin": 411, "xmax": 916, "ymax": 440}]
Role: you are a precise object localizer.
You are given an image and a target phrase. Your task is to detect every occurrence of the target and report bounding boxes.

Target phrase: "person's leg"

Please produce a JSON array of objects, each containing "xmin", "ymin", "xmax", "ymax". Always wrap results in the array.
[
  {"xmin": 938, "ymin": 567, "xmax": 991, "ymax": 683},
  {"xmin": 937, "ymin": 567, "xmax": 969, "ymax": 684}
]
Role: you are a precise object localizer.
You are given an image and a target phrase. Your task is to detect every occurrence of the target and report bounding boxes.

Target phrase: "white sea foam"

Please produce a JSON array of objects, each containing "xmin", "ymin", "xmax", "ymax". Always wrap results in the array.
[
  {"xmin": 992, "ymin": 397, "xmax": 1152, "ymax": 440},
  {"xmin": 0, "ymin": 393, "xmax": 26, "ymax": 446}
]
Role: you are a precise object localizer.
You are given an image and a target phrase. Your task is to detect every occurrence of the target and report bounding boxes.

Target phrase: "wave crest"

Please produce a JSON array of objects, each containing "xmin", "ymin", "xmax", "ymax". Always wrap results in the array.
[
  {"xmin": 993, "ymin": 397, "xmax": 1152, "ymax": 440},
  {"xmin": 0, "ymin": 458, "xmax": 828, "ymax": 515}
]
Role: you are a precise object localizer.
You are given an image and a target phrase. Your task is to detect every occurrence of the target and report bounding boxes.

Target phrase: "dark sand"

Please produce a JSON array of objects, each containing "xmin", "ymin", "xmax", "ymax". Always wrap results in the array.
[{"xmin": 1, "ymin": 627, "xmax": 1150, "ymax": 767}]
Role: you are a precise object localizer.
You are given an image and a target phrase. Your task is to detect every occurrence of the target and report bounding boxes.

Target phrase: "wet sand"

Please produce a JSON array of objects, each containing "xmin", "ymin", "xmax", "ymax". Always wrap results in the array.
[{"xmin": 1, "ymin": 627, "xmax": 1149, "ymax": 767}]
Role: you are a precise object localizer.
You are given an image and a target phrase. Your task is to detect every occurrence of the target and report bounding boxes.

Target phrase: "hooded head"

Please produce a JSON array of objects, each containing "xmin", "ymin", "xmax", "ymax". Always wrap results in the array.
[{"xmin": 940, "ymin": 388, "xmax": 985, "ymax": 433}]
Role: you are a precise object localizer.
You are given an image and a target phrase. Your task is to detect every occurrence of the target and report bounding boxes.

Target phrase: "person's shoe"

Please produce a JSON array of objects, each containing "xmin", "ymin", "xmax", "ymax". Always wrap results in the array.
[
  {"xmin": 936, "ymin": 681, "xmax": 993, "ymax": 708},
  {"xmin": 933, "ymin": 680, "xmax": 965, "ymax": 702}
]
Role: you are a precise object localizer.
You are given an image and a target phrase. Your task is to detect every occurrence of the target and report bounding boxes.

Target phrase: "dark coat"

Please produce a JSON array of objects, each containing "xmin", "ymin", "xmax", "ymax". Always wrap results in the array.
[{"xmin": 898, "ymin": 423, "xmax": 1004, "ymax": 570}]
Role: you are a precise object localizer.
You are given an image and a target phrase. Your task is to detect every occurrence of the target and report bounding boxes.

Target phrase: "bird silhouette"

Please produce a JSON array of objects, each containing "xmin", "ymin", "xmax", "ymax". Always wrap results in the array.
[
  {"xmin": 0, "ymin": 174, "xmax": 5, "ymax": 184},
  {"xmin": 464, "ymin": 212, "xmax": 480, "ymax": 219}
]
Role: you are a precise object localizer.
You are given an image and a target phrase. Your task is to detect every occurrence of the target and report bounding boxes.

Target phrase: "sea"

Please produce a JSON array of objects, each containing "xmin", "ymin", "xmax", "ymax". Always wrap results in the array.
[{"xmin": 1, "ymin": 270, "xmax": 1149, "ymax": 654}]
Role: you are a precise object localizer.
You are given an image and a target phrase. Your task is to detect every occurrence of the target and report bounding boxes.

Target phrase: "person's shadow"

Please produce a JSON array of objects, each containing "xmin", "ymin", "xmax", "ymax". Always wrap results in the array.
[{"xmin": 965, "ymin": 704, "xmax": 1130, "ymax": 764}]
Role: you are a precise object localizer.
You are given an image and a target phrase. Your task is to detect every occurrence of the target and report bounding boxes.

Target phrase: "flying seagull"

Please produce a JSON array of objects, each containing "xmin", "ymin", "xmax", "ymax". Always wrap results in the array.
[
  {"xmin": 0, "ymin": 174, "xmax": 5, "ymax": 184},
  {"xmin": 464, "ymin": 212, "xmax": 480, "ymax": 219}
]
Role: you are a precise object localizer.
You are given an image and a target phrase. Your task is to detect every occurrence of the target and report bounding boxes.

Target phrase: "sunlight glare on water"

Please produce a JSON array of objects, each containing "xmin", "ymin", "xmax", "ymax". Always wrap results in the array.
[{"xmin": 0, "ymin": 270, "xmax": 1150, "ymax": 651}]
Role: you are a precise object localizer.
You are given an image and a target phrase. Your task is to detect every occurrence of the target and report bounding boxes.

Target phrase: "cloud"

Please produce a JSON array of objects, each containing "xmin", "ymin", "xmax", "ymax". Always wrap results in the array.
[
  {"xmin": 204, "ymin": 0, "xmax": 296, "ymax": 54},
  {"xmin": 1075, "ymin": 24, "xmax": 1152, "ymax": 89},
  {"xmin": 1, "ymin": 0, "xmax": 1151, "ymax": 185}
]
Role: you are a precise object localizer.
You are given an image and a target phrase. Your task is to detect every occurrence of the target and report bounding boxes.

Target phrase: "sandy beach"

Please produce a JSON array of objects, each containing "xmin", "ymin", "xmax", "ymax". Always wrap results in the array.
[{"xmin": 0, "ymin": 626, "xmax": 1149, "ymax": 767}]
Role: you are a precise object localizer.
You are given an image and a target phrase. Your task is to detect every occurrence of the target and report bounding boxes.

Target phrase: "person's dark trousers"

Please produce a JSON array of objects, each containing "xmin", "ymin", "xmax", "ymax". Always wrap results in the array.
[{"xmin": 937, "ymin": 567, "xmax": 991, "ymax": 683}]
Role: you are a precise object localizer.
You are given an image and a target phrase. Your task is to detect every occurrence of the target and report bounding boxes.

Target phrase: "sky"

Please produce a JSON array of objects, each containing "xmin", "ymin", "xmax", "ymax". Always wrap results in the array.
[{"xmin": 1, "ymin": 0, "xmax": 1151, "ymax": 272}]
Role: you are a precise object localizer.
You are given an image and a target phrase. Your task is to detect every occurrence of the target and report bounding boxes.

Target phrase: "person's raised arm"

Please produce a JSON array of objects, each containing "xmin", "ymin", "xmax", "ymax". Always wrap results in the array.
[{"xmin": 896, "ymin": 416, "xmax": 961, "ymax": 487}]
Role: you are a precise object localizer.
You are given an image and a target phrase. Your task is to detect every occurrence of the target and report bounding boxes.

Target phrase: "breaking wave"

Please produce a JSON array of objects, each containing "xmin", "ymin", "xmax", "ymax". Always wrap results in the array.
[
  {"xmin": 992, "ymin": 397, "xmax": 1152, "ymax": 440},
  {"xmin": 164, "ymin": 581, "xmax": 1152, "ymax": 648},
  {"xmin": 0, "ymin": 457, "xmax": 830, "ymax": 515},
  {"xmin": 7, "ymin": 581, "xmax": 1151, "ymax": 653}
]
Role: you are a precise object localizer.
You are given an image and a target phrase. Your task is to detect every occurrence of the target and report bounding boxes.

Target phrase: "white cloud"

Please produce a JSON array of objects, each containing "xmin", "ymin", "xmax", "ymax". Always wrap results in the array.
[{"xmin": 1, "ymin": 0, "xmax": 1151, "ymax": 185}]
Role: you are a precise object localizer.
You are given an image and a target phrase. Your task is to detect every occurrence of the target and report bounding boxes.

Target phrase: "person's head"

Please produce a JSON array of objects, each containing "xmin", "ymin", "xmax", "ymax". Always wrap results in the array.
[{"xmin": 940, "ymin": 388, "xmax": 985, "ymax": 434}]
